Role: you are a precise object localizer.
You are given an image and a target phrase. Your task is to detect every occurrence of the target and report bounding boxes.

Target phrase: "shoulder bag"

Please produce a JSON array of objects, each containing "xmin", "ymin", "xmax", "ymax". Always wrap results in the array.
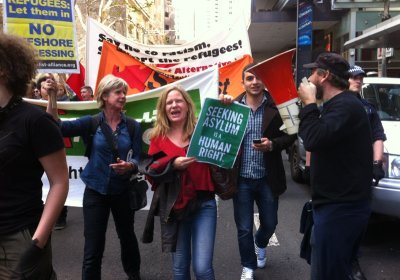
[
  {"xmin": 300, "ymin": 200, "xmax": 313, "ymax": 264},
  {"xmin": 209, "ymin": 164, "xmax": 238, "ymax": 200}
]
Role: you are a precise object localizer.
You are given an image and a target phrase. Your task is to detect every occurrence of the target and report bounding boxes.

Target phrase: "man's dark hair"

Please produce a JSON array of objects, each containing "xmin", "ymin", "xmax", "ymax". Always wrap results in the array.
[
  {"xmin": 0, "ymin": 34, "xmax": 37, "ymax": 97},
  {"xmin": 316, "ymin": 69, "xmax": 349, "ymax": 90},
  {"xmin": 330, "ymin": 73, "xmax": 349, "ymax": 90},
  {"xmin": 81, "ymin": 86, "xmax": 93, "ymax": 96},
  {"xmin": 242, "ymin": 62, "xmax": 258, "ymax": 80}
]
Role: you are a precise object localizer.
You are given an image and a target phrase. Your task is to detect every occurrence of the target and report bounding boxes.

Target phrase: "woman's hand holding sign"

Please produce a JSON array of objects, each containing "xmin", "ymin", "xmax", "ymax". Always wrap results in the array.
[{"xmin": 173, "ymin": 157, "xmax": 197, "ymax": 170}]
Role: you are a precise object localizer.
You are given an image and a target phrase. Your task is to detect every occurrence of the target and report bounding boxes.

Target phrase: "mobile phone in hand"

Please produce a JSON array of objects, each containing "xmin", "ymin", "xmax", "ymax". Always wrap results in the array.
[{"xmin": 253, "ymin": 139, "xmax": 262, "ymax": 144}]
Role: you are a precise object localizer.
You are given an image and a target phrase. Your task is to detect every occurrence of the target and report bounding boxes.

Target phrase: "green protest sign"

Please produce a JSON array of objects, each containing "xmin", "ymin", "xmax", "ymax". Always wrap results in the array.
[{"xmin": 187, "ymin": 98, "xmax": 250, "ymax": 168}]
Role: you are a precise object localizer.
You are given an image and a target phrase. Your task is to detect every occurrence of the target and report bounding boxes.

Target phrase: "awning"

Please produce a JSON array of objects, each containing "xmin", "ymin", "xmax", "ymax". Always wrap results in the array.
[{"xmin": 344, "ymin": 14, "xmax": 400, "ymax": 49}]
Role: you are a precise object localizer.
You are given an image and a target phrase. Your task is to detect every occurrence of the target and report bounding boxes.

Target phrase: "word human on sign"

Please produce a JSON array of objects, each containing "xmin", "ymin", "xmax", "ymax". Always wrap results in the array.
[
  {"xmin": 198, "ymin": 137, "xmax": 232, "ymax": 161},
  {"xmin": 187, "ymin": 98, "xmax": 250, "ymax": 168}
]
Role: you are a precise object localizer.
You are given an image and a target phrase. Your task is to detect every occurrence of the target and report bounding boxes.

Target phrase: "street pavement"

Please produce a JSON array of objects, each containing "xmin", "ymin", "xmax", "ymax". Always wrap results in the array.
[{"xmin": 51, "ymin": 160, "xmax": 400, "ymax": 280}]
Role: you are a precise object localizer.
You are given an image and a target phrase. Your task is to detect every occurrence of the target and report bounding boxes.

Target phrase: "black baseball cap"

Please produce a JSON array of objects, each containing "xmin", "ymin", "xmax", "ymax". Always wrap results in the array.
[{"xmin": 303, "ymin": 52, "xmax": 350, "ymax": 80}]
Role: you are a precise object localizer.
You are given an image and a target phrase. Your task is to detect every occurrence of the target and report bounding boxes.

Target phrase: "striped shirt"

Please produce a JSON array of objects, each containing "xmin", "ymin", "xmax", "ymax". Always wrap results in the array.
[{"xmin": 239, "ymin": 94, "xmax": 267, "ymax": 179}]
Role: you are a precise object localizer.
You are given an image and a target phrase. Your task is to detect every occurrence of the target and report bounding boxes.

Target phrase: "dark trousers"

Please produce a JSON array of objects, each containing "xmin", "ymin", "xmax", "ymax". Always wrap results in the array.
[
  {"xmin": 310, "ymin": 200, "xmax": 370, "ymax": 280},
  {"xmin": 0, "ymin": 227, "xmax": 56, "ymax": 280},
  {"xmin": 82, "ymin": 187, "xmax": 140, "ymax": 280}
]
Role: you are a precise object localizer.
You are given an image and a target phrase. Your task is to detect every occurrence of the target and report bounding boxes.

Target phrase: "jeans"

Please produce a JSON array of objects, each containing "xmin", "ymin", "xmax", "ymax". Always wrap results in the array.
[
  {"xmin": 0, "ymin": 227, "xmax": 56, "ymax": 280},
  {"xmin": 233, "ymin": 176, "xmax": 278, "ymax": 270},
  {"xmin": 172, "ymin": 198, "xmax": 217, "ymax": 280},
  {"xmin": 82, "ymin": 187, "xmax": 140, "ymax": 280},
  {"xmin": 310, "ymin": 200, "xmax": 371, "ymax": 280}
]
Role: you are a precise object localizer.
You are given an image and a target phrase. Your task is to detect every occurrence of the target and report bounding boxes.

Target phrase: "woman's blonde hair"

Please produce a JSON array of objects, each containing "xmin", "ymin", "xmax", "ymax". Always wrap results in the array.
[
  {"xmin": 96, "ymin": 74, "xmax": 128, "ymax": 109},
  {"xmin": 151, "ymin": 86, "xmax": 196, "ymax": 141}
]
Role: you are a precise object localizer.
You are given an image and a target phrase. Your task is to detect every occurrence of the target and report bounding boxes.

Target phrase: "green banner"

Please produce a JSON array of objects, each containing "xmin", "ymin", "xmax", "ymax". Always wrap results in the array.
[
  {"xmin": 27, "ymin": 68, "xmax": 217, "ymax": 157},
  {"xmin": 59, "ymin": 89, "xmax": 200, "ymax": 156},
  {"xmin": 187, "ymin": 98, "xmax": 250, "ymax": 168}
]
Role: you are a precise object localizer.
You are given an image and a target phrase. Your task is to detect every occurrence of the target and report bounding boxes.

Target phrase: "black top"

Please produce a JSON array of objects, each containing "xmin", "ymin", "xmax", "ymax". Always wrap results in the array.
[
  {"xmin": 357, "ymin": 93, "xmax": 386, "ymax": 142},
  {"xmin": 299, "ymin": 91, "xmax": 373, "ymax": 207},
  {"xmin": 0, "ymin": 101, "xmax": 64, "ymax": 234}
]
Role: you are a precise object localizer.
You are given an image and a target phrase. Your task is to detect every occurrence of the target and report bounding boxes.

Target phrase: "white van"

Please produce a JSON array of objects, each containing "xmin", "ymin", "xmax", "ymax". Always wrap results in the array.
[
  {"xmin": 289, "ymin": 77, "xmax": 400, "ymax": 218},
  {"xmin": 361, "ymin": 77, "xmax": 400, "ymax": 218}
]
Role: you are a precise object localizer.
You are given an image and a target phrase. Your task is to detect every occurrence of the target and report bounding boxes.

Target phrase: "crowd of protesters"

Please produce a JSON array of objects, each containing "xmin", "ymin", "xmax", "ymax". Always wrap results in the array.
[
  {"xmin": 1, "ymin": 32, "xmax": 385, "ymax": 280},
  {"xmin": 25, "ymin": 73, "xmax": 93, "ymax": 103}
]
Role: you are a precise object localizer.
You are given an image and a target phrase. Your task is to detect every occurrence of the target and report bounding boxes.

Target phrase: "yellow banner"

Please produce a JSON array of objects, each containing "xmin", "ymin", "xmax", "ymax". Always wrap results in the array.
[{"xmin": 3, "ymin": 0, "xmax": 79, "ymax": 73}]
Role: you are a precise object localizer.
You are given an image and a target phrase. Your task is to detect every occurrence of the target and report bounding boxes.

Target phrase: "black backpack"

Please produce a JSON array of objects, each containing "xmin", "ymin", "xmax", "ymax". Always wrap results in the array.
[{"xmin": 84, "ymin": 113, "xmax": 136, "ymax": 158}]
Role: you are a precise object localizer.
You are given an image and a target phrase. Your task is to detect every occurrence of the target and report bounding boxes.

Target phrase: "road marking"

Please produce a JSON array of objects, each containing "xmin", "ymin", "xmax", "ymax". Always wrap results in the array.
[{"xmin": 254, "ymin": 213, "xmax": 280, "ymax": 246}]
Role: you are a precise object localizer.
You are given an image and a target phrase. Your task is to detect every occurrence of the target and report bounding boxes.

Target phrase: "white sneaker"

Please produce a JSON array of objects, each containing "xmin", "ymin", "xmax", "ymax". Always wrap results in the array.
[
  {"xmin": 241, "ymin": 267, "xmax": 254, "ymax": 280},
  {"xmin": 255, "ymin": 243, "xmax": 267, "ymax": 268}
]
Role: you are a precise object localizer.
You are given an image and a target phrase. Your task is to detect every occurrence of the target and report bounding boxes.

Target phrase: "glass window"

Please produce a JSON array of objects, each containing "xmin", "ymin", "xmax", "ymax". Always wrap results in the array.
[{"xmin": 362, "ymin": 83, "xmax": 400, "ymax": 120}]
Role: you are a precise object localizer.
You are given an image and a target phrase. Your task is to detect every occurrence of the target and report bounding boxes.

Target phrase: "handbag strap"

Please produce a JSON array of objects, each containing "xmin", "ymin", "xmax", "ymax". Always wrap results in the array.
[{"xmin": 99, "ymin": 121, "xmax": 120, "ymax": 162}]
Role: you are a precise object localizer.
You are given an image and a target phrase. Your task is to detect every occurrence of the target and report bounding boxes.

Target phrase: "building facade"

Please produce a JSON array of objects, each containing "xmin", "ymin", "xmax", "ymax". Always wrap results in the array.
[
  {"xmin": 173, "ymin": 0, "xmax": 250, "ymax": 43},
  {"xmin": 248, "ymin": 0, "xmax": 400, "ymax": 77}
]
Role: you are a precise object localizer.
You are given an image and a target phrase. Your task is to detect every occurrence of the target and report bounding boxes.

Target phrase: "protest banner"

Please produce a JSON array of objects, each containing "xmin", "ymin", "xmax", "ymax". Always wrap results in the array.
[
  {"xmin": 25, "ymin": 68, "xmax": 219, "ymax": 206},
  {"xmin": 97, "ymin": 40, "xmax": 252, "ymax": 97},
  {"xmin": 218, "ymin": 54, "xmax": 252, "ymax": 97},
  {"xmin": 249, "ymin": 49, "xmax": 300, "ymax": 135},
  {"xmin": 187, "ymin": 98, "xmax": 250, "ymax": 168},
  {"xmin": 96, "ymin": 41, "xmax": 176, "ymax": 94},
  {"xmin": 3, "ymin": 0, "xmax": 79, "ymax": 73},
  {"xmin": 86, "ymin": 16, "xmax": 251, "ymax": 89}
]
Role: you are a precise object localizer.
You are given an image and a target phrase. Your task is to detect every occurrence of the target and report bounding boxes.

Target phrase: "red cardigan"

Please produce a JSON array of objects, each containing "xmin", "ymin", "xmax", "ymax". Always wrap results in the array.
[{"xmin": 148, "ymin": 136, "xmax": 214, "ymax": 210}]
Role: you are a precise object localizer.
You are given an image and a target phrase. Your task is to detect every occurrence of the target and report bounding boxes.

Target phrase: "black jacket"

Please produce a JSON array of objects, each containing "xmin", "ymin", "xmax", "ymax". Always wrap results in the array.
[
  {"xmin": 234, "ymin": 90, "xmax": 296, "ymax": 197},
  {"xmin": 299, "ymin": 91, "xmax": 373, "ymax": 207},
  {"xmin": 140, "ymin": 157, "xmax": 182, "ymax": 253}
]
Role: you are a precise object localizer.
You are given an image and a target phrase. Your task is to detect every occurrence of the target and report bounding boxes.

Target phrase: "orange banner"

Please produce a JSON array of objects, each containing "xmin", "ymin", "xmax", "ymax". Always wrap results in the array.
[
  {"xmin": 218, "ymin": 55, "xmax": 252, "ymax": 97},
  {"xmin": 97, "ymin": 41, "xmax": 252, "ymax": 98}
]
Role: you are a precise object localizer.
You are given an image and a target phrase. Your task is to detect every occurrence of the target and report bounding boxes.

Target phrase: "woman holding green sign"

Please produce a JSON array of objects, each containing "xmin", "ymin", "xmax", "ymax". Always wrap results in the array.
[{"xmin": 142, "ymin": 86, "xmax": 232, "ymax": 280}]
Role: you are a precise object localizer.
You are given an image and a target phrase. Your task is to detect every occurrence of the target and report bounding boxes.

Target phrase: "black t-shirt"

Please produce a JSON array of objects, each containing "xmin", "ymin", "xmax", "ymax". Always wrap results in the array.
[{"xmin": 0, "ymin": 101, "xmax": 64, "ymax": 234}]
